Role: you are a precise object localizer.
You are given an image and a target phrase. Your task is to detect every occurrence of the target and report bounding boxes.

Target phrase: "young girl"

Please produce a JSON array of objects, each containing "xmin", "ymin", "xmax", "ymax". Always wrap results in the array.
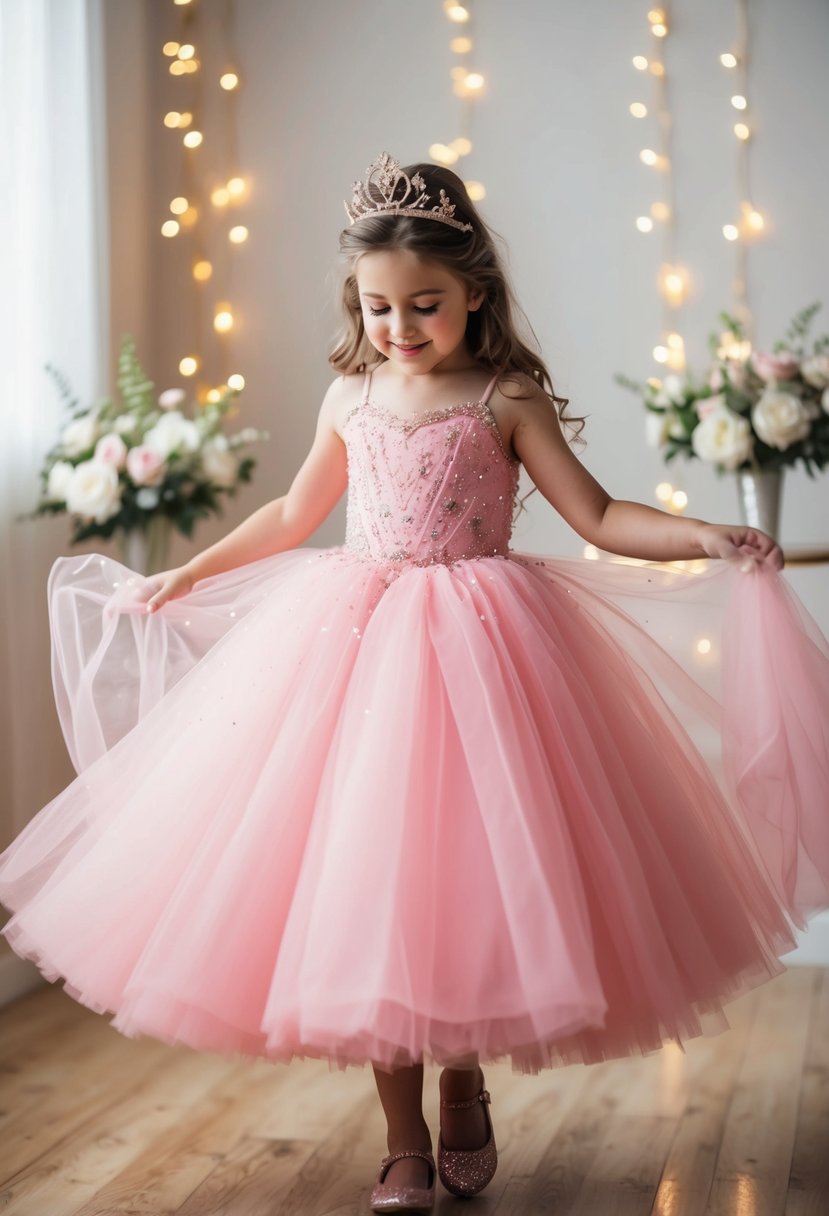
[{"xmin": 1, "ymin": 151, "xmax": 828, "ymax": 1214}]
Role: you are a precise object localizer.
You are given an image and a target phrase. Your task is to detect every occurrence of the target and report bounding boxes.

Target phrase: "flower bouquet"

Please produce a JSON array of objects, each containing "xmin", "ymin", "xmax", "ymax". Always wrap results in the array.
[
  {"xmin": 615, "ymin": 303, "xmax": 829, "ymax": 536},
  {"xmin": 21, "ymin": 335, "xmax": 269, "ymax": 572}
]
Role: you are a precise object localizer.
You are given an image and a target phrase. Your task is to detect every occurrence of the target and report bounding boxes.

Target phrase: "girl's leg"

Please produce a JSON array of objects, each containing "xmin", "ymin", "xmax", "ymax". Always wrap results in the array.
[
  {"xmin": 372, "ymin": 1061, "xmax": 433, "ymax": 1190},
  {"xmin": 438, "ymin": 1054, "xmax": 490, "ymax": 1149}
]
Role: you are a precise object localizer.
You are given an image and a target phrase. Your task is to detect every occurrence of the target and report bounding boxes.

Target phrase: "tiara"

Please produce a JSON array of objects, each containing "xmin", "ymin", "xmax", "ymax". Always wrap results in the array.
[{"xmin": 343, "ymin": 151, "xmax": 474, "ymax": 233}]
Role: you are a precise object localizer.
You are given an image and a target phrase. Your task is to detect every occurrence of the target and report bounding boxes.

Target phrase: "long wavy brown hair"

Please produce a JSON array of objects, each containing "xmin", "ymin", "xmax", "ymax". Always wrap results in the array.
[{"xmin": 328, "ymin": 161, "xmax": 585, "ymax": 514}]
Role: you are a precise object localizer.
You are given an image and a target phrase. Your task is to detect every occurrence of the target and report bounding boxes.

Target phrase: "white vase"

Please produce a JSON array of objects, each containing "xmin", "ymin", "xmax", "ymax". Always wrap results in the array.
[
  {"xmin": 116, "ymin": 515, "xmax": 173, "ymax": 575},
  {"xmin": 735, "ymin": 468, "xmax": 783, "ymax": 541}
]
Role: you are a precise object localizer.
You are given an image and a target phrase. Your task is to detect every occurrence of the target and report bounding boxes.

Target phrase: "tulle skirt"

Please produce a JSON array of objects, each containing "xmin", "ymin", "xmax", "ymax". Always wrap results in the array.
[{"xmin": 0, "ymin": 545, "xmax": 827, "ymax": 1073}]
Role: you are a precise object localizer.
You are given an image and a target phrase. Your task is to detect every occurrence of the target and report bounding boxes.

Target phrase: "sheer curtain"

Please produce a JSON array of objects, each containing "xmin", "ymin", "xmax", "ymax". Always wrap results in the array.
[{"xmin": 0, "ymin": 0, "xmax": 109, "ymax": 999}]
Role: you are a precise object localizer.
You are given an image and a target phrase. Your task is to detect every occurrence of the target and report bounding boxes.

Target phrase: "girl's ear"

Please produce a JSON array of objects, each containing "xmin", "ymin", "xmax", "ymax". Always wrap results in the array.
[{"xmin": 467, "ymin": 289, "xmax": 485, "ymax": 311}]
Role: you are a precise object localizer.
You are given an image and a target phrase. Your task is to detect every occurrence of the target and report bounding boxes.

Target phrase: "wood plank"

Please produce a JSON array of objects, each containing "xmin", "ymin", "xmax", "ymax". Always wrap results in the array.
[
  {"xmin": 650, "ymin": 981, "xmax": 758, "ymax": 1216},
  {"xmin": 786, "ymin": 967, "xmax": 829, "ymax": 1216},
  {"xmin": 0, "ymin": 1045, "xmax": 235, "ymax": 1214},
  {"xmin": 708, "ymin": 967, "xmax": 814, "ymax": 1216}
]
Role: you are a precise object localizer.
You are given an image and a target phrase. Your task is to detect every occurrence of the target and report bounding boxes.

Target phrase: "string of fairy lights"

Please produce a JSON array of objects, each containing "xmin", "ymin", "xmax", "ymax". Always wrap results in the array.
[
  {"xmin": 625, "ymin": 2, "xmax": 766, "ymax": 522},
  {"xmin": 160, "ymin": 0, "xmax": 248, "ymax": 403},
  {"xmin": 428, "ymin": 1, "xmax": 486, "ymax": 201}
]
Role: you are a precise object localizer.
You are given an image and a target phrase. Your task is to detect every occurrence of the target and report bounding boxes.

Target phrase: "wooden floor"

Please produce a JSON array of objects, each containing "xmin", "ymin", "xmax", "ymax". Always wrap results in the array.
[{"xmin": 0, "ymin": 967, "xmax": 827, "ymax": 1215}]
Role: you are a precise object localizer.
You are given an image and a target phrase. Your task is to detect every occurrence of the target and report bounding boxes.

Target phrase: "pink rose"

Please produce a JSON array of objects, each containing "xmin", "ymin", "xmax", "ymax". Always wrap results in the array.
[
  {"xmin": 94, "ymin": 432, "xmax": 128, "ymax": 470},
  {"xmin": 708, "ymin": 366, "xmax": 724, "ymax": 391},
  {"xmin": 750, "ymin": 349, "xmax": 800, "ymax": 382},
  {"xmin": 126, "ymin": 443, "xmax": 167, "ymax": 486},
  {"xmin": 696, "ymin": 393, "xmax": 726, "ymax": 419}
]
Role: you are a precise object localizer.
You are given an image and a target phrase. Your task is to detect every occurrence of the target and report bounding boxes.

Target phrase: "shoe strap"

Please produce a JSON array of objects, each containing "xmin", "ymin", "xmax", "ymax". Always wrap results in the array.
[
  {"xmin": 439, "ymin": 1087, "xmax": 491, "ymax": 1110},
  {"xmin": 381, "ymin": 1148, "xmax": 436, "ymax": 1167}
]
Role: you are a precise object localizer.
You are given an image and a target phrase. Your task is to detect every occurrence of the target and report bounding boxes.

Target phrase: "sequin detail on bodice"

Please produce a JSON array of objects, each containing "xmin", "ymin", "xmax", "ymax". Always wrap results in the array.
[{"xmin": 342, "ymin": 369, "xmax": 520, "ymax": 566}]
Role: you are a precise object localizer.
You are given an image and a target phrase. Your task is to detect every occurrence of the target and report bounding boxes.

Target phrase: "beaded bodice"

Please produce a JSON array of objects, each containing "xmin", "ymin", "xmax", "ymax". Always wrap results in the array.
[{"xmin": 342, "ymin": 368, "xmax": 520, "ymax": 567}]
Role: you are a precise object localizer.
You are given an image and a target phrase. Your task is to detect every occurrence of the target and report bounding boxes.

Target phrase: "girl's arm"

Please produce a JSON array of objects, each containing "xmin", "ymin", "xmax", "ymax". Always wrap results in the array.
[
  {"xmin": 510, "ymin": 384, "xmax": 784, "ymax": 569},
  {"xmin": 145, "ymin": 379, "xmax": 349, "ymax": 612}
]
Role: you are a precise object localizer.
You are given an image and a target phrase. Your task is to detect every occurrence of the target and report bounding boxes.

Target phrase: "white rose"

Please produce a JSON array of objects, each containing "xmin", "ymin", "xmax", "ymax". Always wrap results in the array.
[
  {"xmin": 201, "ymin": 435, "xmax": 238, "ymax": 487},
  {"xmin": 158, "ymin": 387, "xmax": 186, "ymax": 410},
  {"xmin": 47, "ymin": 460, "xmax": 75, "ymax": 501},
  {"xmin": 691, "ymin": 406, "xmax": 753, "ymax": 470},
  {"xmin": 94, "ymin": 432, "xmax": 128, "ymax": 469},
  {"xmin": 662, "ymin": 374, "xmax": 686, "ymax": 404},
  {"xmin": 144, "ymin": 410, "xmax": 200, "ymax": 458},
  {"xmin": 800, "ymin": 354, "xmax": 829, "ymax": 389},
  {"xmin": 61, "ymin": 415, "xmax": 98, "ymax": 456},
  {"xmin": 113, "ymin": 413, "xmax": 138, "ymax": 434},
  {"xmin": 65, "ymin": 460, "xmax": 122, "ymax": 522},
  {"xmin": 751, "ymin": 390, "xmax": 811, "ymax": 450}
]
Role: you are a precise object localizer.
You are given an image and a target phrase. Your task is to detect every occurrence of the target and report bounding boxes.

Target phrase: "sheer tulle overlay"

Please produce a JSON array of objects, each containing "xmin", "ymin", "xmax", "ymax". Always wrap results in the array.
[{"xmin": 1, "ymin": 370, "xmax": 828, "ymax": 1074}]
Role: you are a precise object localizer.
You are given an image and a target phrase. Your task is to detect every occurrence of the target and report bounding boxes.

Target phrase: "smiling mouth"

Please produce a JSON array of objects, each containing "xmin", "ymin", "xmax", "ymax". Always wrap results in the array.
[{"xmin": 395, "ymin": 342, "xmax": 428, "ymax": 352}]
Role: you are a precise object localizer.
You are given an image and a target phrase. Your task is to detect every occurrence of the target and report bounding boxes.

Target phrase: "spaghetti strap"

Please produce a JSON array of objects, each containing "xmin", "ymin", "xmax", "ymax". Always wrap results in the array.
[
  {"xmin": 361, "ymin": 365, "xmax": 375, "ymax": 405},
  {"xmin": 481, "ymin": 370, "xmax": 500, "ymax": 406}
]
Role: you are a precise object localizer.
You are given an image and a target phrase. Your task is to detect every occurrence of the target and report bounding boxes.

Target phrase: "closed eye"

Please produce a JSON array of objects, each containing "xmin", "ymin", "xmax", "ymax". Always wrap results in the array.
[{"xmin": 368, "ymin": 304, "xmax": 439, "ymax": 316}]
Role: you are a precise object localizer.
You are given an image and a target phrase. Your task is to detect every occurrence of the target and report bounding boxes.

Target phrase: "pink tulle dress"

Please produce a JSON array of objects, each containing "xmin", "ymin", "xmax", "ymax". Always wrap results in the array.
[{"xmin": 1, "ymin": 365, "xmax": 828, "ymax": 1074}]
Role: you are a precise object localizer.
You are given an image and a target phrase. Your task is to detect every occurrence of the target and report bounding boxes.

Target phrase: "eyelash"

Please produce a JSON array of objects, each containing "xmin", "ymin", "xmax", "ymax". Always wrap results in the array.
[{"xmin": 367, "ymin": 304, "xmax": 439, "ymax": 316}]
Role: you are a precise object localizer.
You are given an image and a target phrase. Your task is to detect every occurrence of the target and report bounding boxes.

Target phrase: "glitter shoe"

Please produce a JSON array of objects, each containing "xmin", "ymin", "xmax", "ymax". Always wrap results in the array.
[
  {"xmin": 369, "ymin": 1148, "xmax": 436, "ymax": 1213},
  {"xmin": 437, "ymin": 1081, "xmax": 498, "ymax": 1197}
]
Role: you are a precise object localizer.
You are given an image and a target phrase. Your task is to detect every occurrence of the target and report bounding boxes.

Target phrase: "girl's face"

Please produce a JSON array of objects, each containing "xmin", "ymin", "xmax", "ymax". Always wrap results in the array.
[{"xmin": 355, "ymin": 248, "xmax": 484, "ymax": 375}]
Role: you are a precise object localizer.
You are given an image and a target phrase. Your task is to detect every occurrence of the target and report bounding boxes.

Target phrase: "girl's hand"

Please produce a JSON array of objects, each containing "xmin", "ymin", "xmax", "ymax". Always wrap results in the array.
[
  {"xmin": 698, "ymin": 523, "xmax": 784, "ymax": 571},
  {"xmin": 141, "ymin": 565, "xmax": 195, "ymax": 614}
]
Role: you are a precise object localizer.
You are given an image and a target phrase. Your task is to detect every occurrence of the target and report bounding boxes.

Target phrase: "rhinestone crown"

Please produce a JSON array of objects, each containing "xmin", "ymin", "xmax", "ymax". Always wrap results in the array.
[{"xmin": 344, "ymin": 151, "xmax": 474, "ymax": 234}]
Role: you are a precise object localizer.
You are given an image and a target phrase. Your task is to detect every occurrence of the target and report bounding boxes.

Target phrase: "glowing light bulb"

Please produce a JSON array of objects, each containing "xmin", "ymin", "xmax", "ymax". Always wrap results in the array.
[
  {"xmin": 214, "ymin": 305, "xmax": 234, "ymax": 333},
  {"xmin": 164, "ymin": 111, "xmax": 181, "ymax": 129},
  {"xmin": 206, "ymin": 388, "xmax": 223, "ymax": 404},
  {"xmin": 653, "ymin": 345, "xmax": 668, "ymax": 363},
  {"xmin": 633, "ymin": 55, "xmax": 648, "ymax": 70},
  {"xmin": 649, "ymin": 61, "xmax": 665, "ymax": 76},
  {"xmin": 193, "ymin": 260, "xmax": 213, "ymax": 282},
  {"xmin": 734, "ymin": 122, "xmax": 750, "ymax": 140},
  {"xmin": 741, "ymin": 202, "xmax": 764, "ymax": 232},
  {"xmin": 446, "ymin": 4, "xmax": 470, "ymax": 21},
  {"xmin": 696, "ymin": 638, "xmax": 712, "ymax": 655},
  {"xmin": 464, "ymin": 72, "xmax": 484, "ymax": 90},
  {"xmin": 630, "ymin": 102, "xmax": 648, "ymax": 118},
  {"xmin": 430, "ymin": 143, "xmax": 459, "ymax": 165},
  {"xmin": 220, "ymin": 72, "xmax": 239, "ymax": 90},
  {"xmin": 451, "ymin": 137, "xmax": 472, "ymax": 155},
  {"xmin": 180, "ymin": 206, "xmax": 199, "ymax": 229},
  {"xmin": 720, "ymin": 52, "xmax": 737, "ymax": 67},
  {"xmin": 723, "ymin": 224, "xmax": 739, "ymax": 241},
  {"xmin": 731, "ymin": 94, "xmax": 747, "ymax": 110},
  {"xmin": 163, "ymin": 42, "xmax": 180, "ymax": 57},
  {"xmin": 636, "ymin": 216, "xmax": 654, "ymax": 232},
  {"xmin": 465, "ymin": 180, "xmax": 486, "ymax": 201},
  {"xmin": 179, "ymin": 356, "xmax": 199, "ymax": 376},
  {"xmin": 640, "ymin": 148, "xmax": 658, "ymax": 165},
  {"xmin": 228, "ymin": 373, "xmax": 245, "ymax": 391},
  {"xmin": 450, "ymin": 36, "xmax": 472, "ymax": 53},
  {"xmin": 655, "ymin": 482, "xmax": 673, "ymax": 503},
  {"xmin": 229, "ymin": 226, "xmax": 248, "ymax": 244},
  {"xmin": 170, "ymin": 196, "xmax": 188, "ymax": 215},
  {"xmin": 667, "ymin": 332, "xmax": 684, "ymax": 350},
  {"xmin": 651, "ymin": 201, "xmax": 670, "ymax": 221},
  {"xmin": 647, "ymin": 7, "xmax": 666, "ymax": 22},
  {"xmin": 183, "ymin": 130, "xmax": 203, "ymax": 148},
  {"xmin": 211, "ymin": 187, "xmax": 230, "ymax": 207},
  {"xmin": 169, "ymin": 61, "xmax": 187, "ymax": 77},
  {"xmin": 161, "ymin": 220, "xmax": 180, "ymax": 238},
  {"xmin": 652, "ymin": 23, "xmax": 668, "ymax": 38},
  {"xmin": 177, "ymin": 43, "xmax": 195, "ymax": 60},
  {"xmin": 670, "ymin": 490, "xmax": 688, "ymax": 511},
  {"xmin": 179, "ymin": 112, "xmax": 193, "ymax": 127},
  {"xmin": 227, "ymin": 177, "xmax": 246, "ymax": 197}
]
